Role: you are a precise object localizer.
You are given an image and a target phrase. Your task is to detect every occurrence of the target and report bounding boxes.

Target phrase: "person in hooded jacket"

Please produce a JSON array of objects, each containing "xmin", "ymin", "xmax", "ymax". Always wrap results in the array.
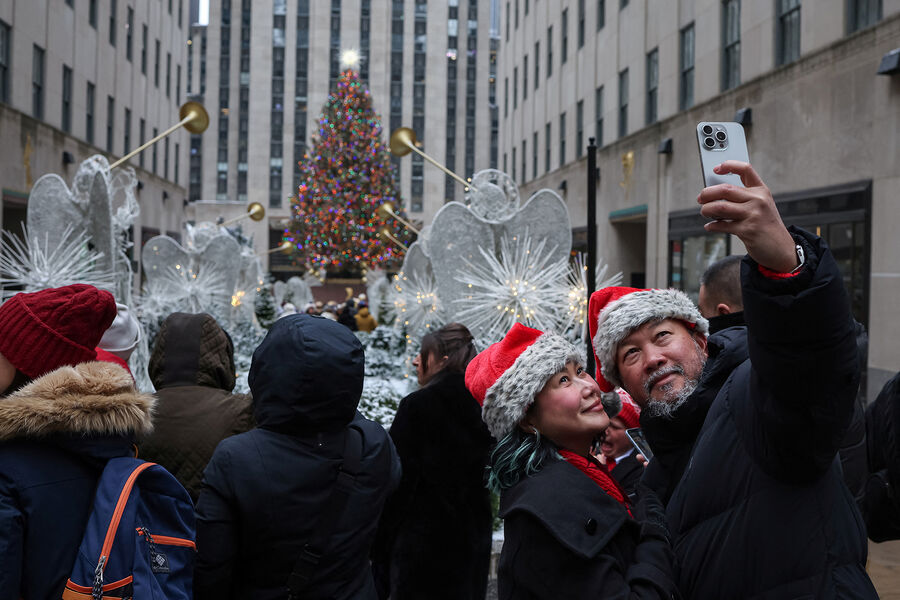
[
  {"xmin": 0, "ymin": 285, "xmax": 155, "ymax": 600},
  {"xmin": 194, "ymin": 314, "xmax": 401, "ymax": 600},
  {"xmin": 373, "ymin": 323, "xmax": 493, "ymax": 600},
  {"xmin": 465, "ymin": 323, "xmax": 677, "ymax": 599},
  {"xmin": 138, "ymin": 312, "xmax": 254, "ymax": 502},
  {"xmin": 354, "ymin": 302, "xmax": 377, "ymax": 333}
]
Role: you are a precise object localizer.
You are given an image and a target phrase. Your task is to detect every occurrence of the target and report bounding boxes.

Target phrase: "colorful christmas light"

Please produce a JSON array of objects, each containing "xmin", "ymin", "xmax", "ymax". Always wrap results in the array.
[{"xmin": 283, "ymin": 70, "xmax": 413, "ymax": 271}]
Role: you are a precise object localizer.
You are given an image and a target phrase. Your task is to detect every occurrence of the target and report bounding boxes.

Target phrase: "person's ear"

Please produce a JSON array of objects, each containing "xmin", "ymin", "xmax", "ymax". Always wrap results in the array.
[
  {"xmin": 693, "ymin": 331, "xmax": 709, "ymax": 356},
  {"xmin": 517, "ymin": 410, "xmax": 537, "ymax": 434},
  {"xmin": 716, "ymin": 303, "xmax": 732, "ymax": 316}
]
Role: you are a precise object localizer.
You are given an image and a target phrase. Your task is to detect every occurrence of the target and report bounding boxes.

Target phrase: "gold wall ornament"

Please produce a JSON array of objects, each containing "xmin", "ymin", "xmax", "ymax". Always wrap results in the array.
[
  {"xmin": 620, "ymin": 151, "xmax": 635, "ymax": 191},
  {"xmin": 23, "ymin": 134, "xmax": 33, "ymax": 189}
]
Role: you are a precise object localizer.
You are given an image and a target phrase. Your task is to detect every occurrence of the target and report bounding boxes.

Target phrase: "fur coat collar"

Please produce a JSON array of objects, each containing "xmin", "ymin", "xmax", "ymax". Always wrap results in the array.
[{"xmin": 0, "ymin": 361, "xmax": 155, "ymax": 441}]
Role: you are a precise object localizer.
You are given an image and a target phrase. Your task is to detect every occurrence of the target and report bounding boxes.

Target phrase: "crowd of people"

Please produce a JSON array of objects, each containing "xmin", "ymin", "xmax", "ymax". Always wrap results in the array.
[
  {"xmin": 277, "ymin": 296, "xmax": 378, "ymax": 333},
  {"xmin": 0, "ymin": 160, "xmax": 898, "ymax": 599}
]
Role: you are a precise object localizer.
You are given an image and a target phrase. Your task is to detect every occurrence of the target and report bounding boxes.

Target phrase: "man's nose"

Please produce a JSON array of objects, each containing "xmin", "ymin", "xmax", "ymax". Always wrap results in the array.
[{"xmin": 643, "ymin": 348, "xmax": 666, "ymax": 372}]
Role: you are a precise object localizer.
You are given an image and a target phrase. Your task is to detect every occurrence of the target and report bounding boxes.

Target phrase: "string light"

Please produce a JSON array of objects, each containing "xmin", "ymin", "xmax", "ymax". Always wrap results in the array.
[{"xmin": 282, "ymin": 70, "xmax": 413, "ymax": 271}]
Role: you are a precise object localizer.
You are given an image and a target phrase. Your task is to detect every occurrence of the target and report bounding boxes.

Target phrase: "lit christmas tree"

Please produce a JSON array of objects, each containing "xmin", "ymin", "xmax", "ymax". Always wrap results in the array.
[{"xmin": 284, "ymin": 69, "xmax": 413, "ymax": 273}]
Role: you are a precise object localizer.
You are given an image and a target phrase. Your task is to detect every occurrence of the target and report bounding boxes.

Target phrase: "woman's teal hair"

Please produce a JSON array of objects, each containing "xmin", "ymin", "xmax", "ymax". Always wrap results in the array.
[{"xmin": 486, "ymin": 426, "xmax": 561, "ymax": 494}]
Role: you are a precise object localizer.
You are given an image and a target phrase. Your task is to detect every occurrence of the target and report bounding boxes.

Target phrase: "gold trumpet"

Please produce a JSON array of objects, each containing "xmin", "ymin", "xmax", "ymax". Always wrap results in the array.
[
  {"xmin": 258, "ymin": 241, "xmax": 293, "ymax": 256},
  {"xmin": 389, "ymin": 127, "xmax": 477, "ymax": 192},
  {"xmin": 380, "ymin": 228, "xmax": 409, "ymax": 251},
  {"xmin": 109, "ymin": 101, "xmax": 210, "ymax": 170},
  {"xmin": 377, "ymin": 201, "xmax": 420, "ymax": 235},
  {"xmin": 220, "ymin": 202, "xmax": 266, "ymax": 227}
]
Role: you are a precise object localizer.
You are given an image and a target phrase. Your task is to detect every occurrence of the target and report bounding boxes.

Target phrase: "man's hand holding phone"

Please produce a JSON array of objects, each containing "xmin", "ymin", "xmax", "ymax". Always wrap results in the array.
[{"xmin": 697, "ymin": 161, "xmax": 799, "ymax": 274}]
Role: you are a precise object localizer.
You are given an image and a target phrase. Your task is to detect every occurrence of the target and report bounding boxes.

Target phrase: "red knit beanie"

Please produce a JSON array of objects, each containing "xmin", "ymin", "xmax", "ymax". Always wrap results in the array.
[
  {"xmin": 614, "ymin": 390, "xmax": 641, "ymax": 429},
  {"xmin": 0, "ymin": 284, "xmax": 117, "ymax": 378}
]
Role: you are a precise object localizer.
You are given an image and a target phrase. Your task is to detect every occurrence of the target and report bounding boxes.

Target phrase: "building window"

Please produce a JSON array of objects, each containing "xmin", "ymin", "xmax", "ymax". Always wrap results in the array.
[
  {"xmin": 154, "ymin": 39, "xmax": 160, "ymax": 86},
  {"xmin": 722, "ymin": 0, "xmax": 740, "ymax": 90},
  {"xmin": 32, "ymin": 45, "xmax": 44, "ymax": 119},
  {"xmin": 175, "ymin": 141, "xmax": 179, "ymax": 183},
  {"xmin": 575, "ymin": 100, "xmax": 584, "ymax": 158},
  {"xmin": 598, "ymin": 0, "xmax": 605, "ymax": 30},
  {"xmin": 86, "ymin": 82, "xmax": 95, "ymax": 144},
  {"xmin": 0, "ymin": 21, "xmax": 10, "ymax": 104},
  {"xmin": 534, "ymin": 42, "xmax": 540, "ymax": 88},
  {"xmin": 646, "ymin": 48, "xmax": 658, "ymax": 125},
  {"xmin": 89, "ymin": 0, "xmax": 98, "ymax": 28},
  {"xmin": 164, "ymin": 137, "xmax": 169, "ymax": 179},
  {"xmin": 123, "ymin": 107, "xmax": 130, "ymax": 153},
  {"xmin": 152, "ymin": 127, "xmax": 158, "ymax": 174},
  {"xmin": 141, "ymin": 25, "xmax": 147, "ymax": 74},
  {"xmin": 545, "ymin": 122, "xmax": 551, "ymax": 173},
  {"xmin": 547, "ymin": 26, "xmax": 553, "ymax": 78},
  {"xmin": 559, "ymin": 111, "xmax": 566, "ymax": 166},
  {"xmin": 179, "ymin": 0, "xmax": 183, "ymax": 28},
  {"xmin": 106, "ymin": 96, "xmax": 114, "ymax": 153},
  {"xmin": 578, "ymin": 0, "xmax": 585, "ymax": 48},
  {"xmin": 595, "ymin": 85, "xmax": 603, "ymax": 147},
  {"xmin": 176, "ymin": 64, "xmax": 181, "ymax": 102},
  {"xmin": 62, "ymin": 65, "xmax": 73, "ymax": 133},
  {"xmin": 561, "ymin": 9, "xmax": 568, "ymax": 64},
  {"xmin": 515, "ymin": 0, "xmax": 519, "ymax": 28},
  {"xmin": 166, "ymin": 53, "xmax": 171, "ymax": 97},
  {"xmin": 776, "ymin": 0, "xmax": 801, "ymax": 66},
  {"xmin": 506, "ymin": 2, "xmax": 510, "ymax": 40},
  {"xmin": 847, "ymin": 0, "xmax": 881, "ymax": 33},
  {"xmin": 139, "ymin": 118, "xmax": 145, "ymax": 167},
  {"xmin": 532, "ymin": 131, "xmax": 538, "ymax": 179},
  {"xmin": 504, "ymin": 77, "xmax": 509, "ymax": 116},
  {"xmin": 125, "ymin": 7, "xmax": 133, "ymax": 61},
  {"xmin": 620, "ymin": 0, "xmax": 629, "ymax": 7},
  {"xmin": 523, "ymin": 55, "xmax": 528, "ymax": 100},
  {"xmin": 512, "ymin": 146, "xmax": 517, "ymax": 181},
  {"xmin": 521, "ymin": 139, "xmax": 526, "ymax": 182},
  {"xmin": 680, "ymin": 24, "xmax": 694, "ymax": 110},
  {"xmin": 513, "ymin": 67, "xmax": 518, "ymax": 109},
  {"xmin": 109, "ymin": 0, "xmax": 117, "ymax": 46},
  {"xmin": 618, "ymin": 68, "xmax": 628, "ymax": 138}
]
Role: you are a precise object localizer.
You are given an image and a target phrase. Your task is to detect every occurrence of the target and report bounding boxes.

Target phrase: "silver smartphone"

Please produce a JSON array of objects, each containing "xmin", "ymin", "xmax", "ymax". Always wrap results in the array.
[
  {"xmin": 696, "ymin": 122, "xmax": 750, "ymax": 188},
  {"xmin": 625, "ymin": 428, "xmax": 654, "ymax": 462}
]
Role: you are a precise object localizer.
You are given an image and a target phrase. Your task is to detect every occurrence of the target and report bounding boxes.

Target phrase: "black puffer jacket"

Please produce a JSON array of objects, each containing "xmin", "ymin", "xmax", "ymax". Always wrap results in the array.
[
  {"xmin": 375, "ymin": 372, "xmax": 493, "ymax": 600},
  {"xmin": 194, "ymin": 315, "xmax": 401, "ymax": 600},
  {"xmin": 862, "ymin": 371, "xmax": 900, "ymax": 541},
  {"xmin": 498, "ymin": 459, "xmax": 677, "ymax": 599},
  {"xmin": 642, "ymin": 228, "xmax": 877, "ymax": 598}
]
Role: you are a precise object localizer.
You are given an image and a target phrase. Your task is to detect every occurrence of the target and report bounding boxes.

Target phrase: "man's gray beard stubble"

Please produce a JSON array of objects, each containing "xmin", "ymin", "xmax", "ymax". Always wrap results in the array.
[{"xmin": 643, "ymin": 339, "xmax": 707, "ymax": 420}]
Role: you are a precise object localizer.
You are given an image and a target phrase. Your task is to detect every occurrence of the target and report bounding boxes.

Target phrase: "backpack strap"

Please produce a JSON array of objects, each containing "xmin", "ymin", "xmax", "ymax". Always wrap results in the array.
[{"xmin": 286, "ymin": 425, "xmax": 364, "ymax": 599}]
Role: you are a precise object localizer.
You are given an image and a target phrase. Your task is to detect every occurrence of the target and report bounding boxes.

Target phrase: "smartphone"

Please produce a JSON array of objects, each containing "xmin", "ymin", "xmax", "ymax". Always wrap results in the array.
[
  {"xmin": 625, "ymin": 428, "xmax": 654, "ymax": 462},
  {"xmin": 696, "ymin": 122, "xmax": 750, "ymax": 188}
]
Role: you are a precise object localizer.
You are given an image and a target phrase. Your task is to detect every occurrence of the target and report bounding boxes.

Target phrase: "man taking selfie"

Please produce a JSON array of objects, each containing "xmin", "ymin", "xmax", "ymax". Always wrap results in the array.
[{"xmin": 588, "ymin": 161, "xmax": 877, "ymax": 598}]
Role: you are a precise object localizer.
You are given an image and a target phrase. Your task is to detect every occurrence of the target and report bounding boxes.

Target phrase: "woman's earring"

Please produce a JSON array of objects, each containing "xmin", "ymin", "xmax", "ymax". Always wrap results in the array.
[{"xmin": 531, "ymin": 427, "xmax": 540, "ymax": 436}]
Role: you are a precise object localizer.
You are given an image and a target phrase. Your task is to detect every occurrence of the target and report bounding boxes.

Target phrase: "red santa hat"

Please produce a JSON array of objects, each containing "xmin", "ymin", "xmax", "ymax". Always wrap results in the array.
[
  {"xmin": 613, "ymin": 389, "xmax": 641, "ymax": 429},
  {"xmin": 588, "ymin": 286, "xmax": 709, "ymax": 397},
  {"xmin": 465, "ymin": 322, "xmax": 621, "ymax": 440}
]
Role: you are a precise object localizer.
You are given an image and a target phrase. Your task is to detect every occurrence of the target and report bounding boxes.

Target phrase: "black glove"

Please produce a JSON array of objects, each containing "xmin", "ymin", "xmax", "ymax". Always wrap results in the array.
[{"xmin": 633, "ymin": 483, "xmax": 671, "ymax": 544}]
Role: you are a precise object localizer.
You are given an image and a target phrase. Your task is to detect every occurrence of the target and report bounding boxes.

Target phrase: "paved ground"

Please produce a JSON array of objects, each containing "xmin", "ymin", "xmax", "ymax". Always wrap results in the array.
[{"xmin": 868, "ymin": 539, "xmax": 900, "ymax": 598}]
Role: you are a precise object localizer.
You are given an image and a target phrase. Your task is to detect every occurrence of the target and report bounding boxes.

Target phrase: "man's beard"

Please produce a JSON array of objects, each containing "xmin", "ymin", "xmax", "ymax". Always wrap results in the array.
[{"xmin": 642, "ymin": 340, "xmax": 706, "ymax": 420}]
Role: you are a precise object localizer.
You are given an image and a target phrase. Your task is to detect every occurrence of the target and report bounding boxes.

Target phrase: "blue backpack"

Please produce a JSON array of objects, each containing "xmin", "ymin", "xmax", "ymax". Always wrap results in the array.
[{"xmin": 63, "ymin": 457, "xmax": 196, "ymax": 600}]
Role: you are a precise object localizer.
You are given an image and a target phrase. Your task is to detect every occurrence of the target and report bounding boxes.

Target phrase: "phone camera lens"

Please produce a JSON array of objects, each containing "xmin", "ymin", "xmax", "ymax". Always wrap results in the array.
[
  {"xmin": 715, "ymin": 131, "xmax": 727, "ymax": 142},
  {"xmin": 704, "ymin": 137, "xmax": 716, "ymax": 148},
  {"xmin": 702, "ymin": 125, "xmax": 713, "ymax": 135}
]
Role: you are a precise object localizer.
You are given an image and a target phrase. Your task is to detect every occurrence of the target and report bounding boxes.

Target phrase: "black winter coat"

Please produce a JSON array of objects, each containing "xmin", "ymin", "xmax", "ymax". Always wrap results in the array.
[
  {"xmin": 194, "ymin": 315, "xmax": 401, "ymax": 600},
  {"xmin": 376, "ymin": 372, "xmax": 493, "ymax": 600},
  {"xmin": 642, "ymin": 228, "xmax": 877, "ymax": 599},
  {"xmin": 498, "ymin": 459, "xmax": 677, "ymax": 599},
  {"xmin": 862, "ymin": 370, "xmax": 900, "ymax": 541},
  {"xmin": 610, "ymin": 454, "xmax": 643, "ymax": 500}
]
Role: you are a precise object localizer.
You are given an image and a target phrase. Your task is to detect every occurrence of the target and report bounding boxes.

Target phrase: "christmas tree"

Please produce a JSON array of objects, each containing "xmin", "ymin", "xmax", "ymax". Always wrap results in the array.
[
  {"xmin": 284, "ymin": 70, "xmax": 413, "ymax": 273},
  {"xmin": 254, "ymin": 273, "xmax": 277, "ymax": 329}
]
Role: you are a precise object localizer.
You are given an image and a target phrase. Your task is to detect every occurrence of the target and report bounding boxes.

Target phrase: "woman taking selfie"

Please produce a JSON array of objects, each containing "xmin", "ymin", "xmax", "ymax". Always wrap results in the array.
[
  {"xmin": 465, "ymin": 323, "xmax": 677, "ymax": 599},
  {"xmin": 374, "ymin": 323, "xmax": 494, "ymax": 600}
]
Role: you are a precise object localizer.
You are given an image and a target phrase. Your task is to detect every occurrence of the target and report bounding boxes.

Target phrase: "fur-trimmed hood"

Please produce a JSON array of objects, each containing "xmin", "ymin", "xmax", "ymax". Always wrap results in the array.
[{"xmin": 0, "ymin": 361, "xmax": 155, "ymax": 441}]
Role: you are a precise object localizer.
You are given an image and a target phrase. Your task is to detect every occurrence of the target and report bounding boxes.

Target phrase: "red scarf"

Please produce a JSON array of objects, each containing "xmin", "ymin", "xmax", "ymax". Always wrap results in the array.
[{"xmin": 558, "ymin": 449, "xmax": 631, "ymax": 514}]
